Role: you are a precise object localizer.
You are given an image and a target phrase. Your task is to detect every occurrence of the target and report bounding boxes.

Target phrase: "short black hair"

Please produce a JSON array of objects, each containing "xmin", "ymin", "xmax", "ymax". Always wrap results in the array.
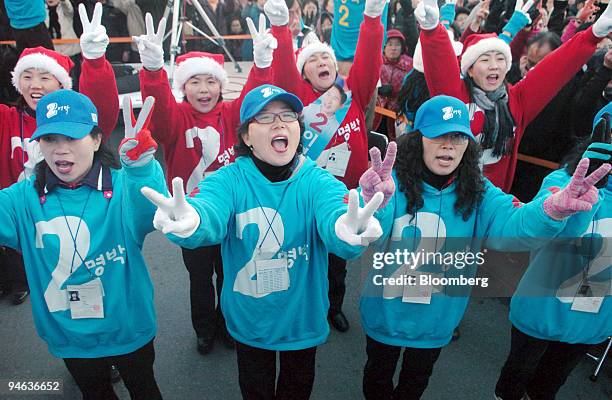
[{"xmin": 527, "ymin": 31, "xmax": 562, "ymax": 52}]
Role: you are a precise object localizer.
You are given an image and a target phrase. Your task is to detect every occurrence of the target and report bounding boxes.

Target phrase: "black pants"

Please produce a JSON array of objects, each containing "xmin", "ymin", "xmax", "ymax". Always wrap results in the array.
[
  {"xmin": 235, "ymin": 341, "xmax": 317, "ymax": 400},
  {"xmin": 181, "ymin": 245, "xmax": 224, "ymax": 338},
  {"xmin": 363, "ymin": 335, "xmax": 442, "ymax": 400},
  {"xmin": 0, "ymin": 247, "xmax": 28, "ymax": 293},
  {"xmin": 12, "ymin": 22, "xmax": 54, "ymax": 55},
  {"xmin": 327, "ymin": 253, "xmax": 347, "ymax": 315},
  {"xmin": 63, "ymin": 339, "xmax": 162, "ymax": 400},
  {"xmin": 495, "ymin": 325, "xmax": 590, "ymax": 400}
]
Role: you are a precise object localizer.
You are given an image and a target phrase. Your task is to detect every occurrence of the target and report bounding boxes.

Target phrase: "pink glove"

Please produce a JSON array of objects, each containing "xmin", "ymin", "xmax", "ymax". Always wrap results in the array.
[
  {"xmin": 359, "ymin": 141, "xmax": 397, "ymax": 209},
  {"xmin": 543, "ymin": 158, "xmax": 611, "ymax": 220}
]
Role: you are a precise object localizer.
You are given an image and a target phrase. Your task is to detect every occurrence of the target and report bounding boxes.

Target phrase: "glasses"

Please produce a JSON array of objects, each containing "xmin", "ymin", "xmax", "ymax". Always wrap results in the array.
[
  {"xmin": 252, "ymin": 111, "xmax": 299, "ymax": 124},
  {"xmin": 427, "ymin": 132, "xmax": 469, "ymax": 145}
]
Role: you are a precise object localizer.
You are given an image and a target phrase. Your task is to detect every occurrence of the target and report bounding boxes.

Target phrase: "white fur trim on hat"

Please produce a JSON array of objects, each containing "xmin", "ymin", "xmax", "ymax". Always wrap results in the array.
[
  {"xmin": 413, "ymin": 30, "xmax": 463, "ymax": 73},
  {"xmin": 296, "ymin": 42, "xmax": 337, "ymax": 74},
  {"xmin": 173, "ymin": 57, "xmax": 229, "ymax": 91},
  {"xmin": 11, "ymin": 53, "xmax": 72, "ymax": 93},
  {"xmin": 460, "ymin": 37, "xmax": 511, "ymax": 76}
]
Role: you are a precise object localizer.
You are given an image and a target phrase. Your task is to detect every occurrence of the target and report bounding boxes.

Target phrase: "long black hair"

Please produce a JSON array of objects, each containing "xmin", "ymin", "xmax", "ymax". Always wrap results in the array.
[
  {"xmin": 34, "ymin": 127, "xmax": 119, "ymax": 196},
  {"xmin": 394, "ymin": 131, "xmax": 486, "ymax": 220}
]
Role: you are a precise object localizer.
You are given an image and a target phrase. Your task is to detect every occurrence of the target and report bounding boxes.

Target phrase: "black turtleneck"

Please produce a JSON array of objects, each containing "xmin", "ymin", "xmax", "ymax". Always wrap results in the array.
[
  {"xmin": 250, "ymin": 154, "xmax": 298, "ymax": 183},
  {"xmin": 421, "ymin": 162, "xmax": 455, "ymax": 191}
]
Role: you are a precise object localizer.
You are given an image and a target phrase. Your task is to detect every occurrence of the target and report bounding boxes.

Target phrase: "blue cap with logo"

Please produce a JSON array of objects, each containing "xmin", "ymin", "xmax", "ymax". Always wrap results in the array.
[
  {"xmin": 32, "ymin": 89, "xmax": 98, "ymax": 140},
  {"xmin": 413, "ymin": 95, "xmax": 474, "ymax": 140},
  {"xmin": 240, "ymin": 84, "xmax": 304, "ymax": 124}
]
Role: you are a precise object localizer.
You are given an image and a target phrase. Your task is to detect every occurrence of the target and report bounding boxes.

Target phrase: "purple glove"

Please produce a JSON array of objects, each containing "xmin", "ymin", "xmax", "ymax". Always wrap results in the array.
[
  {"xmin": 359, "ymin": 141, "xmax": 397, "ymax": 209},
  {"xmin": 543, "ymin": 158, "xmax": 611, "ymax": 220}
]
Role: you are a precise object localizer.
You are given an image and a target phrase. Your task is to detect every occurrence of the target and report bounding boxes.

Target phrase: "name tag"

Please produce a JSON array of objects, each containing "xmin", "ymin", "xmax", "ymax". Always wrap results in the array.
[
  {"xmin": 256, "ymin": 258, "xmax": 290, "ymax": 294},
  {"xmin": 571, "ymin": 281, "xmax": 608, "ymax": 314},
  {"xmin": 402, "ymin": 271, "xmax": 434, "ymax": 304},
  {"xmin": 67, "ymin": 278, "xmax": 104, "ymax": 319}
]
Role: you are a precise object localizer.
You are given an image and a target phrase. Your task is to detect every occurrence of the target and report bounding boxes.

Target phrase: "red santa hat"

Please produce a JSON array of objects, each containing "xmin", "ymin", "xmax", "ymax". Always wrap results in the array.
[
  {"xmin": 11, "ymin": 47, "xmax": 74, "ymax": 93},
  {"xmin": 460, "ymin": 33, "xmax": 512, "ymax": 76},
  {"xmin": 296, "ymin": 41, "xmax": 337, "ymax": 74},
  {"xmin": 173, "ymin": 52, "xmax": 229, "ymax": 91},
  {"xmin": 412, "ymin": 29, "xmax": 463, "ymax": 73}
]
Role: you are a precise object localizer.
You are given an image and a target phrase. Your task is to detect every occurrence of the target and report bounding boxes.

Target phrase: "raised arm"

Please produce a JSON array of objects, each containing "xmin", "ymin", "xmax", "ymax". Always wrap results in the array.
[
  {"xmin": 78, "ymin": 3, "xmax": 119, "ymax": 139},
  {"xmin": 346, "ymin": 0, "xmax": 386, "ymax": 108}
]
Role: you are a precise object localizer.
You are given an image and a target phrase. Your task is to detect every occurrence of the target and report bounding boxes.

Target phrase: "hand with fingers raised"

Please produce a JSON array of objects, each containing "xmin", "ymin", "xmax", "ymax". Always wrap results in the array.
[
  {"xmin": 414, "ymin": 0, "xmax": 440, "ymax": 31},
  {"xmin": 264, "ymin": 0, "xmax": 289, "ymax": 26},
  {"xmin": 583, "ymin": 113, "xmax": 612, "ymax": 188},
  {"xmin": 440, "ymin": 0, "xmax": 457, "ymax": 29},
  {"xmin": 141, "ymin": 177, "xmax": 201, "ymax": 238},
  {"xmin": 364, "ymin": 0, "xmax": 387, "ymax": 18},
  {"xmin": 359, "ymin": 141, "xmax": 397, "ymax": 210},
  {"xmin": 247, "ymin": 14, "xmax": 278, "ymax": 69},
  {"xmin": 593, "ymin": 0, "xmax": 612, "ymax": 38},
  {"xmin": 119, "ymin": 96, "xmax": 158, "ymax": 168},
  {"xmin": 543, "ymin": 159, "xmax": 612, "ymax": 220},
  {"xmin": 79, "ymin": 2, "xmax": 109, "ymax": 60},
  {"xmin": 500, "ymin": 0, "xmax": 534, "ymax": 43},
  {"xmin": 335, "ymin": 190, "xmax": 384, "ymax": 246},
  {"xmin": 133, "ymin": 13, "xmax": 167, "ymax": 71}
]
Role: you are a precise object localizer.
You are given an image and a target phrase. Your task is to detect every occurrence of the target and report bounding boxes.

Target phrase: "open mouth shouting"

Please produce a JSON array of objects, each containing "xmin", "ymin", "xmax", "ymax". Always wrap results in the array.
[
  {"xmin": 55, "ymin": 159, "xmax": 75, "ymax": 175},
  {"xmin": 435, "ymin": 154, "xmax": 455, "ymax": 168},
  {"xmin": 271, "ymin": 134, "xmax": 289, "ymax": 153}
]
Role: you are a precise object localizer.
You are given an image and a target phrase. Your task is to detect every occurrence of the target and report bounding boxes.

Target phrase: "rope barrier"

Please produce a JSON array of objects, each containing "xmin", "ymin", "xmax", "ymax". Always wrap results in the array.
[{"xmin": 0, "ymin": 34, "xmax": 253, "ymax": 46}]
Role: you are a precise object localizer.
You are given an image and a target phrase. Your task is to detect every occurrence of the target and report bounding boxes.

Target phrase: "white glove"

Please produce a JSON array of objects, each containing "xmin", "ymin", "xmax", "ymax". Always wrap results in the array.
[
  {"xmin": 133, "ymin": 13, "xmax": 166, "ymax": 71},
  {"xmin": 119, "ymin": 96, "xmax": 157, "ymax": 168},
  {"xmin": 335, "ymin": 190, "xmax": 384, "ymax": 247},
  {"xmin": 79, "ymin": 3, "xmax": 109, "ymax": 60},
  {"xmin": 516, "ymin": 0, "xmax": 534, "ymax": 21},
  {"xmin": 247, "ymin": 15, "xmax": 278, "ymax": 69},
  {"xmin": 593, "ymin": 1, "xmax": 612, "ymax": 38},
  {"xmin": 141, "ymin": 177, "xmax": 201, "ymax": 238},
  {"xmin": 414, "ymin": 0, "xmax": 440, "ymax": 31},
  {"xmin": 364, "ymin": 0, "xmax": 387, "ymax": 18},
  {"xmin": 264, "ymin": 0, "xmax": 289, "ymax": 26}
]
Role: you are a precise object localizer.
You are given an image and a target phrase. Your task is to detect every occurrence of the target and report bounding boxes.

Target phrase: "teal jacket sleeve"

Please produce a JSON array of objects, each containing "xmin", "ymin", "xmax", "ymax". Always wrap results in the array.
[
  {"xmin": 121, "ymin": 160, "xmax": 168, "ymax": 246},
  {"xmin": 477, "ymin": 180, "xmax": 567, "ymax": 250},
  {"xmin": 312, "ymin": 168, "xmax": 365, "ymax": 260},
  {"xmin": 0, "ymin": 180, "xmax": 22, "ymax": 251},
  {"xmin": 168, "ymin": 168, "xmax": 234, "ymax": 249}
]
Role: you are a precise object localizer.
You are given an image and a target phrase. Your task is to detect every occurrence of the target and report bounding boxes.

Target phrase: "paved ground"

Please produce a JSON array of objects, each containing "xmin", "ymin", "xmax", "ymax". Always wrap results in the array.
[{"xmin": 0, "ymin": 230, "xmax": 610, "ymax": 399}]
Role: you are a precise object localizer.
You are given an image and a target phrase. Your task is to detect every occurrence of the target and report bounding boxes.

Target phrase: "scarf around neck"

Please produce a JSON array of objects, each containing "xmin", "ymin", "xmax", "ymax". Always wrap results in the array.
[{"xmin": 471, "ymin": 84, "xmax": 515, "ymax": 157}]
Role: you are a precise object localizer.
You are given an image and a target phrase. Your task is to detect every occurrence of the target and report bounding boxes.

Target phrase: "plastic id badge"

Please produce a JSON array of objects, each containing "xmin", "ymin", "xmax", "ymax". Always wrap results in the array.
[
  {"xmin": 256, "ymin": 258, "xmax": 290, "ymax": 294},
  {"xmin": 571, "ymin": 281, "xmax": 608, "ymax": 314},
  {"xmin": 67, "ymin": 278, "xmax": 104, "ymax": 319},
  {"xmin": 402, "ymin": 271, "xmax": 433, "ymax": 304}
]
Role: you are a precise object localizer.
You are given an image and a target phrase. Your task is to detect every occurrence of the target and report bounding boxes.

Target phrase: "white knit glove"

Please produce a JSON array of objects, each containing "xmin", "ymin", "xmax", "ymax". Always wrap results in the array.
[
  {"xmin": 364, "ymin": 0, "xmax": 387, "ymax": 18},
  {"xmin": 133, "ymin": 13, "xmax": 166, "ymax": 71},
  {"xmin": 593, "ymin": 1, "xmax": 612, "ymax": 38},
  {"xmin": 78, "ymin": 3, "xmax": 109, "ymax": 60},
  {"xmin": 247, "ymin": 15, "xmax": 278, "ymax": 69},
  {"xmin": 141, "ymin": 177, "xmax": 201, "ymax": 238},
  {"xmin": 414, "ymin": 0, "xmax": 440, "ymax": 31},
  {"xmin": 335, "ymin": 190, "xmax": 384, "ymax": 247},
  {"xmin": 264, "ymin": 0, "xmax": 289, "ymax": 26}
]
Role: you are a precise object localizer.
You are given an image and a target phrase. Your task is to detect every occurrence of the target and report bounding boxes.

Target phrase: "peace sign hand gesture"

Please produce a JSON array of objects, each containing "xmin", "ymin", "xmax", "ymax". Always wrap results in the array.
[
  {"xmin": 359, "ymin": 141, "xmax": 397, "ymax": 209},
  {"xmin": 141, "ymin": 177, "xmax": 201, "ymax": 238},
  {"xmin": 335, "ymin": 190, "xmax": 384, "ymax": 247},
  {"xmin": 133, "ymin": 13, "xmax": 167, "ymax": 71},
  {"xmin": 119, "ymin": 96, "xmax": 158, "ymax": 168},
  {"xmin": 79, "ymin": 2, "xmax": 109, "ymax": 60},
  {"xmin": 543, "ymin": 158, "xmax": 611, "ymax": 220},
  {"xmin": 247, "ymin": 14, "xmax": 278, "ymax": 69}
]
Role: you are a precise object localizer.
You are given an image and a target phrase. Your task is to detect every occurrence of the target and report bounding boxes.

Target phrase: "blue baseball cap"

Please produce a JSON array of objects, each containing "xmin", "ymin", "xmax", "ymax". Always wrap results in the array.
[
  {"xmin": 413, "ymin": 95, "xmax": 474, "ymax": 140},
  {"xmin": 593, "ymin": 102, "xmax": 612, "ymax": 133},
  {"xmin": 240, "ymin": 85, "xmax": 303, "ymax": 124},
  {"xmin": 32, "ymin": 89, "xmax": 98, "ymax": 140}
]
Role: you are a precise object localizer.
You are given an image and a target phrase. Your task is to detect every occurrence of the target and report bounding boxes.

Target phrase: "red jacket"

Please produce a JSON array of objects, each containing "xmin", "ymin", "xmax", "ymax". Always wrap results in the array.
[
  {"xmin": 139, "ymin": 66, "xmax": 272, "ymax": 193},
  {"xmin": 421, "ymin": 24, "xmax": 601, "ymax": 192},
  {"xmin": 270, "ymin": 16, "xmax": 383, "ymax": 189},
  {"xmin": 0, "ymin": 56, "xmax": 119, "ymax": 189}
]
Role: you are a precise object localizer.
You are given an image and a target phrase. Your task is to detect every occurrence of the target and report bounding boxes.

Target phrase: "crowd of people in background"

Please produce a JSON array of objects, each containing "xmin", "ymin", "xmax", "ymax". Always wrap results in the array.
[{"xmin": 0, "ymin": 0, "xmax": 611, "ymax": 399}]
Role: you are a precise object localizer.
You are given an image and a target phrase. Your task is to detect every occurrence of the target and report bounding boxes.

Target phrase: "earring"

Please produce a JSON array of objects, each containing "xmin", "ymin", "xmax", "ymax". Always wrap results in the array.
[{"xmin": 249, "ymin": 145, "xmax": 254, "ymax": 150}]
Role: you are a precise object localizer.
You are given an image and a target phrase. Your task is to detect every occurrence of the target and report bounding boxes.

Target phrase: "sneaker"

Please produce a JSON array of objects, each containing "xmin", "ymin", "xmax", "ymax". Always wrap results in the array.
[{"xmin": 197, "ymin": 335, "xmax": 215, "ymax": 355}]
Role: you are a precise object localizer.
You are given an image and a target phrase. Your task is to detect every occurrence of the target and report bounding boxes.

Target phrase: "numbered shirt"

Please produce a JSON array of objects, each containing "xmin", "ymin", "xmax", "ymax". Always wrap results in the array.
[
  {"xmin": 359, "ymin": 171, "xmax": 565, "ymax": 348},
  {"xmin": 331, "ymin": 0, "xmax": 388, "ymax": 61},
  {"xmin": 510, "ymin": 169, "xmax": 612, "ymax": 345},
  {"xmin": 170, "ymin": 156, "xmax": 365, "ymax": 351},
  {"xmin": 139, "ymin": 66, "xmax": 272, "ymax": 194},
  {"xmin": 0, "ymin": 161, "xmax": 167, "ymax": 358}
]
